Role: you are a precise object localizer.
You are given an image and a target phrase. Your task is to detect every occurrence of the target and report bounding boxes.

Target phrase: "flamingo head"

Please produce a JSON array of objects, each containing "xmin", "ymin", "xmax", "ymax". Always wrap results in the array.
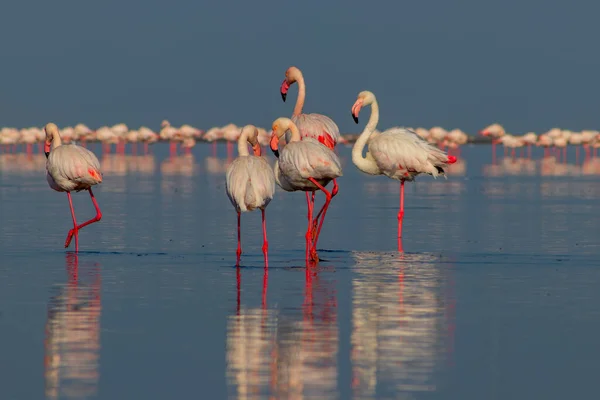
[
  {"xmin": 280, "ymin": 66, "xmax": 302, "ymax": 102},
  {"xmin": 351, "ymin": 91, "xmax": 376, "ymax": 124},
  {"xmin": 44, "ymin": 122, "xmax": 59, "ymax": 157},
  {"xmin": 242, "ymin": 125, "xmax": 261, "ymax": 156},
  {"xmin": 270, "ymin": 117, "xmax": 294, "ymax": 157}
]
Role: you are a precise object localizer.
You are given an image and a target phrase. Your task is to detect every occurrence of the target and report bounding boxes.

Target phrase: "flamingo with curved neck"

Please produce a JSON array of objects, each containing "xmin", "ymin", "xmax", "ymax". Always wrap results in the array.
[
  {"xmin": 226, "ymin": 125, "xmax": 275, "ymax": 267},
  {"xmin": 351, "ymin": 91, "xmax": 456, "ymax": 244},
  {"xmin": 278, "ymin": 66, "xmax": 342, "ymax": 241}
]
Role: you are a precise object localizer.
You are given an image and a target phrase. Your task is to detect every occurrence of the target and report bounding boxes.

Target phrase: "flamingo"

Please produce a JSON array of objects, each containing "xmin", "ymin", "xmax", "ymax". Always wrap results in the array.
[
  {"xmin": 278, "ymin": 66, "xmax": 341, "ymax": 238},
  {"xmin": 226, "ymin": 125, "xmax": 275, "ymax": 267},
  {"xmin": 350, "ymin": 91, "xmax": 456, "ymax": 242},
  {"xmin": 270, "ymin": 117, "xmax": 342, "ymax": 262},
  {"xmin": 44, "ymin": 123, "xmax": 103, "ymax": 253}
]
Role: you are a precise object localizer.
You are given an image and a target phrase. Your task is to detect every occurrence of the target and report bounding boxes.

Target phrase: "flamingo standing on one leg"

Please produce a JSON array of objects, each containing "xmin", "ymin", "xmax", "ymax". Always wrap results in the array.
[
  {"xmin": 350, "ymin": 91, "xmax": 456, "ymax": 245},
  {"xmin": 278, "ymin": 66, "xmax": 341, "ymax": 244},
  {"xmin": 270, "ymin": 117, "xmax": 342, "ymax": 262},
  {"xmin": 226, "ymin": 125, "xmax": 276, "ymax": 267},
  {"xmin": 44, "ymin": 123, "xmax": 103, "ymax": 253}
]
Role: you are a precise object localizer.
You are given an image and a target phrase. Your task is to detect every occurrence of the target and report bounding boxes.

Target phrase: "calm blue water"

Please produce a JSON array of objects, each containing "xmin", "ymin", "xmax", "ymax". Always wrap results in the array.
[{"xmin": 0, "ymin": 144, "xmax": 598, "ymax": 400}]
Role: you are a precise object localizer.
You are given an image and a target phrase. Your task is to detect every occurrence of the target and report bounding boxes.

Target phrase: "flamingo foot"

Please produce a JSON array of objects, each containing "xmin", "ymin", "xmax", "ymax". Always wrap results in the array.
[{"xmin": 309, "ymin": 248, "xmax": 319, "ymax": 262}]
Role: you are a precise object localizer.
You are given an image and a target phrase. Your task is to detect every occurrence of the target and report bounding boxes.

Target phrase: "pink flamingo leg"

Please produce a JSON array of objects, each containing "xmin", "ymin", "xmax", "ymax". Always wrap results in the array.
[
  {"xmin": 305, "ymin": 192, "xmax": 315, "ymax": 262},
  {"xmin": 227, "ymin": 141, "xmax": 233, "ymax": 159},
  {"xmin": 307, "ymin": 178, "xmax": 333, "ymax": 262},
  {"xmin": 311, "ymin": 179, "xmax": 339, "ymax": 239},
  {"xmin": 261, "ymin": 209, "xmax": 269, "ymax": 268},
  {"xmin": 66, "ymin": 192, "xmax": 79, "ymax": 253},
  {"xmin": 64, "ymin": 188, "xmax": 103, "ymax": 249},
  {"xmin": 236, "ymin": 211, "xmax": 242, "ymax": 265},
  {"xmin": 398, "ymin": 180, "xmax": 405, "ymax": 239}
]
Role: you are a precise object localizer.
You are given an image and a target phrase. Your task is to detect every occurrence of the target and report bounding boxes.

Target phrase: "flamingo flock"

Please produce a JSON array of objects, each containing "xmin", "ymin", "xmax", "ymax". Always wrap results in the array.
[
  {"xmin": 41, "ymin": 66, "xmax": 457, "ymax": 263},
  {"xmin": 38, "ymin": 68, "xmax": 600, "ymax": 264},
  {"xmin": 1, "ymin": 123, "xmax": 471, "ymax": 159},
  {"xmin": 480, "ymin": 124, "xmax": 600, "ymax": 163}
]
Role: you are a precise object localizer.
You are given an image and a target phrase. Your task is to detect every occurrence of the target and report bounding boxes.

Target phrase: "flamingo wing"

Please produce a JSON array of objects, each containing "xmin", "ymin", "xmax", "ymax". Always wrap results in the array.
[
  {"xmin": 279, "ymin": 139, "xmax": 342, "ymax": 181},
  {"xmin": 369, "ymin": 128, "xmax": 452, "ymax": 179},
  {"xmin": 47, "ymin": 145, "xmax": 102, "ymax": 190},
  {"xmin": 290, "ymin": 114, "xmax": 341, "ymax": 150}
]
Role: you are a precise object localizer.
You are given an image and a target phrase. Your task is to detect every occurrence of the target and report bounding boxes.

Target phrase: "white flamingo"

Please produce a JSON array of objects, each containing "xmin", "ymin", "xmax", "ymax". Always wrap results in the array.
[
  {"xmin": 45, "ymin": 123, "xmax": 103, "ymax": 253},
  {"xmin": 350, "ymin": 91, "xmax": 456, "ymax": 242},
  {"xmin": 277, "ymin": 66, "xmax": 342, "ymax": 243},
  {"xmin": 226, "ymin": 125, "xmax": 275, "ymax": 267},
  {"xmin": 270, "ymin": 117, "xmax": 342, "ymax": 262}
]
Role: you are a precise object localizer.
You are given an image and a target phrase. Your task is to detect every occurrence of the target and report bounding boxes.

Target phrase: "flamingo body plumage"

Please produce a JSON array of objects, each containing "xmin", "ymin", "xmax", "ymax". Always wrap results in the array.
[
  {"xmin": 44, "ymin": 123, "xmax": 103, "ymax": 252},
  {"xmin": 271, "ymin": 118, "xmax": 342, "ymax": 262},
  {"xmin": 351, "ymin": 91, "xmax": 456, "ymax": 242},
  {"xmin": 226, "ymin": 125, "xmax": 275, "ymax": 266}
]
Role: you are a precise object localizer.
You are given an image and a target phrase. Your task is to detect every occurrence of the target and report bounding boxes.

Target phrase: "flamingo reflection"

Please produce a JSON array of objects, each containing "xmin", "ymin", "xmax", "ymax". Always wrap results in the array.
[
  {"xmin": 226, "ymin": 265, "xmax": 338, "ymax": 399},
  {"xmin": 44, "ymin": 253, "xmax": 101, "ymax": 399},
  {"xmin": 350, "ymin": 251, "xmax": 455, "ymax": 398}
]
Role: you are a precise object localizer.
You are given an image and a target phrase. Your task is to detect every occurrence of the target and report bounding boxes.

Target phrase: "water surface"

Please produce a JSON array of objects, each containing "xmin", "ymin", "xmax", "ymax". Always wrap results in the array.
[{"xmin": 0, "ymin": 144, "xmax": 598, "ymax": 399}]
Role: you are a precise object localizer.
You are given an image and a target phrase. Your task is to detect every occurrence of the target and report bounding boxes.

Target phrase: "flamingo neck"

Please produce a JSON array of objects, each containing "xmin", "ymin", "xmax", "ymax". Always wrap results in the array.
[
  {"xmin": 52, "ymin": 132, "xmax": 63, "ymax": 149},
  {"xmin": 237, "ymin": 129, "xmax": 250, "ymax": 157},
  {"xmin": 352, "ymin": 99, "xmax": 381, "ymax": 175},
  {"xmin": 287, "ymin": 123, "xmax": 302, "ymax": 143},
  {"xmin": 292, "ymin": 75, "xmax": 306, "ymax": 117}
]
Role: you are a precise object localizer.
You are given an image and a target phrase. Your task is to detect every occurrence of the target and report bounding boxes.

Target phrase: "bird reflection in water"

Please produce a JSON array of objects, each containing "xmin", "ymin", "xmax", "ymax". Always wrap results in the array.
[
  {"xmin": 44, "ymin": 253, "xmax": 101, "ymax": 400},
  {"xmin": 101, "ymin": 154, "xmax": 157, "ymax": 177},
  {"xmin": 0, "ymin": 153, "xmax": 47, "ymax": 176},
  {"xmin": 482, "ymin": 156, "xmax": 600, "ymax": 177},
  {"xmin": 226, "ymin": 264, "xmax": 338, "ymax": 399},
  {"xmin": 350, "ymin": 251, "xmax": 455, "ymax": 399},
  {"xmin": 205, "ymin": 155, "xmax": 234, "ymax": 176},
  {"xmin": 160, "ymin": 154, "xmax": 198, "ymax": 177},
  {"xmin": 226, "ymin": 267, "xmax": 272, "ymax": 399}
]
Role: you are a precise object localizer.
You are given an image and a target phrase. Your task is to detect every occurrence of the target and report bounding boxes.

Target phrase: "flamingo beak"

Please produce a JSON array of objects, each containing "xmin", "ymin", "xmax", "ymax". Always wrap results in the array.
[
  {"xmin": 280, "ymin": 79, "xmax": 290, "ymax": 102},
  {"xmin": 351, "ymin": 99, "xmax": 363, "ymax": 124},
  {"xmin": 269, "ymin": 133, "xmax": 280, "ymax": 158},
  {"xmin": 44, "ymin": 141, "xmax": 51, "ymax": 158},
  {"xmin": 251, "ymin": 142, "xmax": 261, "ymax": 157}
]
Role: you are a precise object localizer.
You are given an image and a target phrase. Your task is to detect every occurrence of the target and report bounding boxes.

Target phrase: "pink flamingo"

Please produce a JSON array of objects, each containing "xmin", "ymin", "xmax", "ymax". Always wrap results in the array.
[
  {"xmin": 278, "ymin": 66, "xmax": 342, "ymax": 235},
  {"xmin": 351, "ymin": 91, "xmax": 456, "ymax": 244},
  {"xmin": 226, "ymin": 125, "xmax": 275, "ymax": 267},
  {"xmin": 44, "ymin": 123, "xmax": 103, "ymax": 253},
  {"xmin": 270, "ymin": 117, "xmax": 342, "ymax": 262}
]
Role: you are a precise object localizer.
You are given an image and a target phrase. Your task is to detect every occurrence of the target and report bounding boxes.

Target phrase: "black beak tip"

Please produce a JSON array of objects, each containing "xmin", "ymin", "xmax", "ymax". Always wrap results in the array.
[
  {"xmin": 352, "ymin": 114, "xmax": 359, "ymax": 124},
  {"xmin": 272, "ymin": 149, "xmax": 280, "ymax": 158},
  {"xmin": 44, "ymin": 151, "xmax": 50, "ymax": 158},
  {"xmin": 280, "ymin": 92, "xmax": 287, "ymax": 102}
]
